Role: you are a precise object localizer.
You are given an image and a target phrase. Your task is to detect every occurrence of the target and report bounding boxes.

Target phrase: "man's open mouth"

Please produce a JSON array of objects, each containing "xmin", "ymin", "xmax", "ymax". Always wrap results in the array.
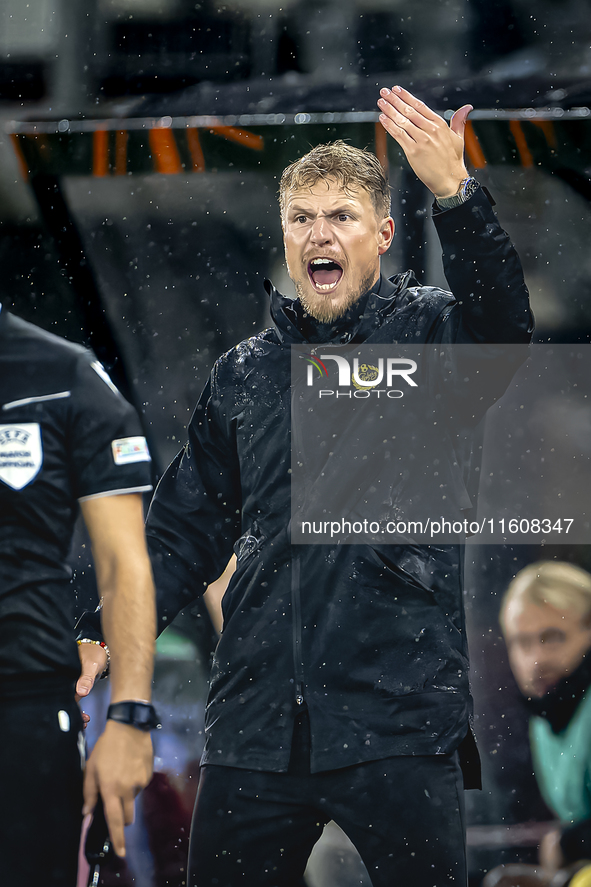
[{"xmin": 308, "ymin": 258, "xmax": 343, "ymax": 291}]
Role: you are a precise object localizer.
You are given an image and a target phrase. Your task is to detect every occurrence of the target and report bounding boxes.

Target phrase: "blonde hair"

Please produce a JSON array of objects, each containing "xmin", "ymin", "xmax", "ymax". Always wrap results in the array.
[
  {"xmin": 279, "ymin": 140, "xmax": 391, "ymax": 225},
  {"xmin": 500, "ymin": 561, "xmax": 591, "ymax": 632}
]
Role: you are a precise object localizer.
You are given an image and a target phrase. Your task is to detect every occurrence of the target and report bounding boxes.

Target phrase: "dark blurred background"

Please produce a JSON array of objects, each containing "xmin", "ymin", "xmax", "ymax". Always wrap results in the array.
[{"xmin": 2, "ymin": 1, "xmax": 591, "ymax": 884}]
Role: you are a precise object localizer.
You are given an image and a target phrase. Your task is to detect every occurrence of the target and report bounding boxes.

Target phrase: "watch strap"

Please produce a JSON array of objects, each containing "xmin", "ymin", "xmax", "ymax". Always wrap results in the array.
[{"xmin": 107, "ymin": 701, "xmax": 161, "ymax": 732}]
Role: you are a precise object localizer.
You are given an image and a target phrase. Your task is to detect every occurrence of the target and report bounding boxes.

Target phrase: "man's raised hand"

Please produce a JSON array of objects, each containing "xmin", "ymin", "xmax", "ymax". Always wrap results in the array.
[{"xmin": 377, "ymin": 85, "xmax": 473, "ymax": 199}]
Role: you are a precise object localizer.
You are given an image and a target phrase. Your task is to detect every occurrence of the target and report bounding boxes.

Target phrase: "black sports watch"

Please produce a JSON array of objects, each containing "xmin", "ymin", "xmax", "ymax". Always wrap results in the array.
[
  {"xmin": 436, "ymin": 176, "xmax": 479, "ymax": 209},
  {"xmin": 107, "ymin": 701, "xmax": 161, "ymax": 732}
]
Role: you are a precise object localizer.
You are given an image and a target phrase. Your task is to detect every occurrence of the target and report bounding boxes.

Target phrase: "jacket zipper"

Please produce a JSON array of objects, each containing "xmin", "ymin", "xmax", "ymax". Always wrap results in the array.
[
  {"xmin": 290, "ymin": 353, "xmax": 308, "ymax": 707},
  {"xmin": 291, "ymin": 537, "xmax": 305, "ymax": 706}
]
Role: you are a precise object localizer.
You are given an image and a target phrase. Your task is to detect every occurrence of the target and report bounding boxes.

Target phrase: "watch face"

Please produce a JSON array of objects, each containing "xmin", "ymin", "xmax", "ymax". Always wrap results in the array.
[
  {"xmin": 131, "ymin": 704, "xmax": 160, "ymax": 729},
  {"xmin": 107, "ymin": 701, "xmax": 161, "ymax": 730},
  {"xmin": 461, "ymin": 178, "xmax": 479, "ymax": 200}
]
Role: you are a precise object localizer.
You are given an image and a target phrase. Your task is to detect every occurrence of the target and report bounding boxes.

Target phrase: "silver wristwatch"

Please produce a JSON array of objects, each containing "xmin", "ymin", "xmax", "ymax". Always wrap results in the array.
[{"xmin": 436, "ymin": 177, "xmax": 479, "ymax": 210}]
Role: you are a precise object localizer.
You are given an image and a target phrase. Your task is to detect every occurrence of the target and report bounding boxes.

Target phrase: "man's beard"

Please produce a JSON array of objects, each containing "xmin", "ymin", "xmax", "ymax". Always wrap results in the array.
[{"xmin": 294, "ymin": 268, "xmax": 377, "ymax": 323}]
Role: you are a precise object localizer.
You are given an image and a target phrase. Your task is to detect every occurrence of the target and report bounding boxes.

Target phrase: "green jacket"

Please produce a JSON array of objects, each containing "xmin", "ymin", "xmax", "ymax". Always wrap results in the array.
[{"xmin": 531, "ymin": 688, "xmax": 591, "ymax": 825}]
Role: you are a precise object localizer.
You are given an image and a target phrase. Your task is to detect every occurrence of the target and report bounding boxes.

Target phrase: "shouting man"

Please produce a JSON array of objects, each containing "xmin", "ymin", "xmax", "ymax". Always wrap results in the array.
[{"xmin": 80, "ymin": 86, "xmax": 533, "ymax": 886}]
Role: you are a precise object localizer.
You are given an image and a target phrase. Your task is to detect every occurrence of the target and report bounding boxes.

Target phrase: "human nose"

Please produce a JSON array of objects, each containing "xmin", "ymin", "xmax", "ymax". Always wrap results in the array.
[
  {"xmin": 310, "ymin": 216, "xmax": 333, "ymax": 245},
  {"xmin": 525, "ymin": 640, "xmax": 544, "ymax": 664},
  {"xmin": 529, "ymin": 641, "xmax": 557, "ymax": 676}
]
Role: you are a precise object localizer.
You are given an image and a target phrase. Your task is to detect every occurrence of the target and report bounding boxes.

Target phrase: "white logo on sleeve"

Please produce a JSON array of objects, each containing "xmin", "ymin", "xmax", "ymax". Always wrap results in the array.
[
  {"xmin": 0, "ymin": 424, "xmax": 43, "ymax": 489},
  {"xmin": 112, "ymin": 436, "xmax": 151, "ymax": 465},
  {"xmin": 91, "ymin": 360, "xmax": 120, "ymax": 395}
]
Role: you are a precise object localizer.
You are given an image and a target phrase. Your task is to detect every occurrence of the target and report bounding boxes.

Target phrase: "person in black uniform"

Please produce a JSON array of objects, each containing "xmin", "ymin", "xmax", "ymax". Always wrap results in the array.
[
  {"xmin": 0, "ymin": 305, "xmax": 159, "ymax": 887},
  {"xmin": 79, "ymin": 87, "xmax": 533, "ymax": 887}
]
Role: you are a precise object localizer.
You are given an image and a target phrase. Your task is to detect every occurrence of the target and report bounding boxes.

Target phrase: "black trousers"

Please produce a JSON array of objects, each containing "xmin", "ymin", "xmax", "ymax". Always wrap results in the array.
[
  {"xmin": 189, "ymin": 729, "xmax": 467, "ymax": 887},
  {"xmin": 0, "ymin": 676, "xmax": 84, "ymax": 887}
]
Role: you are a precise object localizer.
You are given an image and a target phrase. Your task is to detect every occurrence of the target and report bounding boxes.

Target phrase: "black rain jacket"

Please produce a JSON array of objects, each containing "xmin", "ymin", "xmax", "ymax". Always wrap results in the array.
[{"xmin": 123, "ymin": 188, "xmax": 533, "ymax": 777}]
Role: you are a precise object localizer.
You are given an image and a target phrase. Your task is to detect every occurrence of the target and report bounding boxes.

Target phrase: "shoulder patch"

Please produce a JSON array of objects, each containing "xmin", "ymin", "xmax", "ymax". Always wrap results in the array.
[
  {"xmin": 112, "ymin": 436, "xmax": 151, "ymax": 466},
  {"xmin": 0, "ymin": 423, "xmax": 43, "ymax": 490}
]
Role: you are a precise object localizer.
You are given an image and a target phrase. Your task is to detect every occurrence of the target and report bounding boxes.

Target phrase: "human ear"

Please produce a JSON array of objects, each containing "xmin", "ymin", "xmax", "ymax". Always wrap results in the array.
[{"xmin": 377, "ymin": 217, "xmax": 395, "ymax": 255}]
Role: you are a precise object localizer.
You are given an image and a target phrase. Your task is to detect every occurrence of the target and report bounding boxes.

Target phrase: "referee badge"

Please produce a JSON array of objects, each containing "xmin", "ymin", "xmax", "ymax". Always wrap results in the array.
[
  {"xmin": 0, "ymin": 423, "xmax": 43, "ymax": 490},
  {"xmin": 112, "ymin": 436, "xmax": 151, "ymax": 465}
]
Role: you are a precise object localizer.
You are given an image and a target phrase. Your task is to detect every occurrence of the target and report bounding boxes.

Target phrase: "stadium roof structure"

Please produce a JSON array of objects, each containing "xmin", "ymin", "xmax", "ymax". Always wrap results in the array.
[{"xmin": 4, "ymin": 72, "xmax": 591, "ymax": 197}]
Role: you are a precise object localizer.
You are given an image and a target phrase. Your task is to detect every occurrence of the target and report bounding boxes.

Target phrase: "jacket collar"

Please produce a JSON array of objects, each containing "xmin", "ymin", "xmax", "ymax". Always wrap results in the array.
[{"xmin": 266, "ymin": 272, "xmax": 419, "ymax": 345}]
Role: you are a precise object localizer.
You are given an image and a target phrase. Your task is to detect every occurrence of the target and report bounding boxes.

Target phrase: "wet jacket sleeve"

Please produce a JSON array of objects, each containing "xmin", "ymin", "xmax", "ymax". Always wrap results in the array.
[
  {"xmin": 432, "ymin": 186, "xmax": 534, "ymax": 345},
  {"xmin": 146, "ymin": 364, "xmax": 242, "ymax": 636}
]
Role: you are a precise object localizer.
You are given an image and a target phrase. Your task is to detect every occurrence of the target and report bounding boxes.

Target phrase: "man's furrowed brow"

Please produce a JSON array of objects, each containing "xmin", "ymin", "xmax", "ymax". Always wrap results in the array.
[
  {"xmin": 288, "ymin": 203, "xmax": 358, "ymax": 217},
  {"xmin": 288, "ymin": 204, "xmax": 314, "ymax": 216}
]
